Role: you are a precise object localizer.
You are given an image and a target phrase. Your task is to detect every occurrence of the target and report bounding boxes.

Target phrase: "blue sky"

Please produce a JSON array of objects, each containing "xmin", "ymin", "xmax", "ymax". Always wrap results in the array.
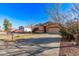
[{"xmin": 0, "ymin": 3, "xmax": 72, "ymax": 29}]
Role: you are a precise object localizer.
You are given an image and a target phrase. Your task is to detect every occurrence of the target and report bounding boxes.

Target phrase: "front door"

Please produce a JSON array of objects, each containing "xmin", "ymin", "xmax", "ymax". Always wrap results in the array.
[{"xmin": 44, "ymin": 26, "xmax": 46, "ymax": 33}]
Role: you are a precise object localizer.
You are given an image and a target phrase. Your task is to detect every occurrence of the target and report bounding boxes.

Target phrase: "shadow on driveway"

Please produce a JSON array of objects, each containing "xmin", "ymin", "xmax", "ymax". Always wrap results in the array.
[{"xmin": 16, "ymin": 37, "xmax": 61, "ymax": 45}]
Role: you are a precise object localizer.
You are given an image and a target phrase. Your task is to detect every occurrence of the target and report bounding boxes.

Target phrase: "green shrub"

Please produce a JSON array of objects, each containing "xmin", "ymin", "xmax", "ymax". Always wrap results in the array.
[{"xmin": 59, "ymin": 27, "xmax": 75, "ymax": 41}]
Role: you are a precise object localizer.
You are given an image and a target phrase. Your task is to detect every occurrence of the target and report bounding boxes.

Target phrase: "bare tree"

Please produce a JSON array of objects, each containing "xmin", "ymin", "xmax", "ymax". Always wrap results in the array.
[
  {"xmin": 47, "ymin": 4, "xmax": 62, "ymax": 23},
  {"xmin": 70, "ymin": 4, "xmax": 79, "ymax": 45},
  {"xmin": 46, "ymin": 3, "xmax": 79, "ymax": 42}
]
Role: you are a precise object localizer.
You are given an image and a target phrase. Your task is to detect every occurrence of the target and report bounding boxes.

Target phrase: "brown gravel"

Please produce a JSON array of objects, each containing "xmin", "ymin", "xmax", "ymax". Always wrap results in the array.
[{"xmin": 59, "ymin": 41, "xmax": 79, "ymax": 56}]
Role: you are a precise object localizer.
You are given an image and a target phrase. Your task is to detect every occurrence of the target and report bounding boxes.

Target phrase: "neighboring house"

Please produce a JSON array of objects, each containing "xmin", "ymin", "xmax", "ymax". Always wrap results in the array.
[
  {"xmin": 33, "ymin": 21, "xmax": 60, "ymax": 34},
  {"xmin": 11, "ymin": 26, "xmax": 25, "ymax": 33},
  {"xmin": 12, "ymin": 29, "xmax": 24, "ymax": 33},
  {"xmin": 12, "ymin": 25, "xmax": 32, "ymax": 33},
  {"xmin": 24, "ymin": 26, "xmax": 32, "ymax": 32}
]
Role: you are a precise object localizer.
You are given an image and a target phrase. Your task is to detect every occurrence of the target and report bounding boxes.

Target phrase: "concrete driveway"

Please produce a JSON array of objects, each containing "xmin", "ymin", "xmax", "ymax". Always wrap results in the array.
[{"xmin": 0, "ymin": 34, "xmax": 62, "ymax": 56}]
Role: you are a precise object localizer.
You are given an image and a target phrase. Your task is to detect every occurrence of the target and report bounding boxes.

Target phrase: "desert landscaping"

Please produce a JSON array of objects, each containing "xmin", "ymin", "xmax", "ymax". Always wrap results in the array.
[{"xmin": 0, "ymin": 3, "xmax": 79, "ymax": 56}]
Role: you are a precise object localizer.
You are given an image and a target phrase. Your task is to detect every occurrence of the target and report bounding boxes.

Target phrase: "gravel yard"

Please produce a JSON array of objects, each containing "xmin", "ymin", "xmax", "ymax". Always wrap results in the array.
[{"xmin": 59, "ymin": 41, "xmax": 79, "ymax": 56}]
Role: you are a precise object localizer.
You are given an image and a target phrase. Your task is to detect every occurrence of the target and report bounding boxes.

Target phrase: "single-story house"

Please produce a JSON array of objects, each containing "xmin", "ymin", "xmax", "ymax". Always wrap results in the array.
[{"xmin": 32, "ymin": 21, "xmax": 60, "ymax": 34}]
